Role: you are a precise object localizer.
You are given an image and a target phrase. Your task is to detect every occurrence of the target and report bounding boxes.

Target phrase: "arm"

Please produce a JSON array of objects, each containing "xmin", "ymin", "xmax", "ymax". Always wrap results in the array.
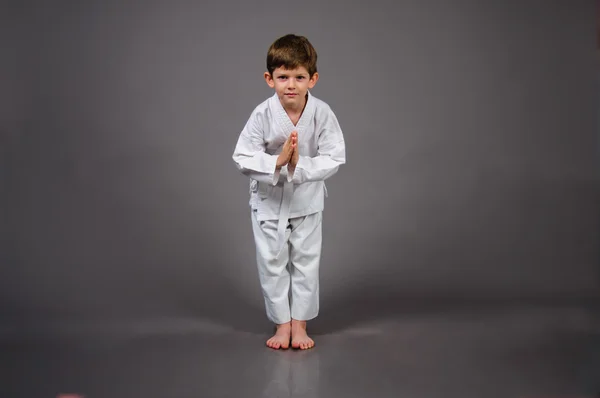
[
  {"xmin": 232, "ymin": 112, "xmax": 286, "ymax": 186},
  {"xmin": 288, "ymin": 107, "xmax": 346, "ymax": 184}
]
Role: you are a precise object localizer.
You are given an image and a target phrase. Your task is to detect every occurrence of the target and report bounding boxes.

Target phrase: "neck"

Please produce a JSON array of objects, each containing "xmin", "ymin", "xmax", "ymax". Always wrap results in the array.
[{"xmin": 283, "ymin": 93, "xmax": 308, "ymax": 115}]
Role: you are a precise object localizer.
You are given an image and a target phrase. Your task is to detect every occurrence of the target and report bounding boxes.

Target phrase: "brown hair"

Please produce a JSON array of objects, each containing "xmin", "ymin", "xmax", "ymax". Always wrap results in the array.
[{"xmin": 266, "ymin": 34, "xmax": 318, "ymax": 77}]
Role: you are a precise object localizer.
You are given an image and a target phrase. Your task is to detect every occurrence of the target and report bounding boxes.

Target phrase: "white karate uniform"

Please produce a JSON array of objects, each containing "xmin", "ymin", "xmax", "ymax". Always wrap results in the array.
[{"xmin": 232, "ymin": 90, "xmax": 346, "ymax": 324}]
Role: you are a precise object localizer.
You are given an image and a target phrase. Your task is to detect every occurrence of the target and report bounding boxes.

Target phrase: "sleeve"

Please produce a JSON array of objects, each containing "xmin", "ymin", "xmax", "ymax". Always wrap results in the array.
[
  {"xmin": 287, "ymin": 107, "xmax": 346, "ymax": 185},
  {"xmin": 232, "ymin": 111, "xmax": 284, "ymax": 186}
]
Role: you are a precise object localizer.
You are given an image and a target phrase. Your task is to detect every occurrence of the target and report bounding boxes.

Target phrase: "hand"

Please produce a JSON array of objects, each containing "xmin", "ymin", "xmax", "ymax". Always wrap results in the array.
[
  {"xmin": 276, "ymin": 131, "xmax": 297, "ymax": 168},
  {"xmin": 289, "ymin": 141, "xmax": 299, "ymax": 169}
]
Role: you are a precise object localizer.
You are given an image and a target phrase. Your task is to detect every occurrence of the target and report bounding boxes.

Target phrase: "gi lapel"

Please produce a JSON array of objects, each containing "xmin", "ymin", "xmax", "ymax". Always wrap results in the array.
[{"xmin": 271, "ymin": 90, "xmax": 316, "ymax": 137}]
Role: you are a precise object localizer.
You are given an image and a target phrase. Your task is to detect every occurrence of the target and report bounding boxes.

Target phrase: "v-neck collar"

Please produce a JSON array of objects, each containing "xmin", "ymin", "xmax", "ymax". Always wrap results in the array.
[{"xmin": 271, "ymin": 90, "xmax": 316, "ymax": 134}]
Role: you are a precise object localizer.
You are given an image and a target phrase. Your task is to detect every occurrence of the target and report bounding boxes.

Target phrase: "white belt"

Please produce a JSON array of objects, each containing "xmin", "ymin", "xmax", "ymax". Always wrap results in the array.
[{"xmin": 276, "ymin": 180, "xmax": 294, "ymax": 258}]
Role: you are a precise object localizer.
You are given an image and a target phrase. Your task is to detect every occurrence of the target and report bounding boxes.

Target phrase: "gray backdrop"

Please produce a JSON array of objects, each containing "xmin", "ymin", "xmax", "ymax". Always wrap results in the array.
[{"xmin": 2, "ymin": 0, "xmax": 598, "ymax": 336}]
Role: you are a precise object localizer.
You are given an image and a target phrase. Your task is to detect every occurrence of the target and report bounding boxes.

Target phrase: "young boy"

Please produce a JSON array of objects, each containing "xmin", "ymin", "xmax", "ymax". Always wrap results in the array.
[{"xmin": 232, "ymin": 34, "xmax": 346, "ymax": 350}]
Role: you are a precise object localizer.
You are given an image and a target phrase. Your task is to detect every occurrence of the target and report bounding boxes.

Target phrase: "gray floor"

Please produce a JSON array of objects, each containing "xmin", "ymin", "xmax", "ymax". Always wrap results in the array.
[{"xmin": 1, "ymin": 301, "xmax": 599, "ymax": 398}]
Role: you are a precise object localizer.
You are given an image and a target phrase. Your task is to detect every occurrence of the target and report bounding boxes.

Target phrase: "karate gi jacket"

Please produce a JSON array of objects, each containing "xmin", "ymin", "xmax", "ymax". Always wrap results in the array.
[{"xmin": 232, "ymin": 91, "xmax": 346, "ymax": 251}]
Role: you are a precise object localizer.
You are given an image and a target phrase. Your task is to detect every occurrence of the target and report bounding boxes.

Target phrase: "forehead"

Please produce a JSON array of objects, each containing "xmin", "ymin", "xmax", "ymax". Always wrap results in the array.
[{"xmin": 272, "ymin": 66, "xmax": 309, "ymax": 75}]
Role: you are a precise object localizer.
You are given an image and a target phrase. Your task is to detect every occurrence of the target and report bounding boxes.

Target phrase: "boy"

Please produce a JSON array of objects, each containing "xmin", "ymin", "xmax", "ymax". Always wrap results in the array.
[{"xmin": 232, "ymin": 34, "xmax": 346, "ymax": 350}]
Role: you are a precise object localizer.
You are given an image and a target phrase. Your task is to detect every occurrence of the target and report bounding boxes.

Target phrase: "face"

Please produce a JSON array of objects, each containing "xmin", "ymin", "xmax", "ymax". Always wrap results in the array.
[{"xmin": 265, "ymin": 66, "xmax": 319, "ymax": 111}]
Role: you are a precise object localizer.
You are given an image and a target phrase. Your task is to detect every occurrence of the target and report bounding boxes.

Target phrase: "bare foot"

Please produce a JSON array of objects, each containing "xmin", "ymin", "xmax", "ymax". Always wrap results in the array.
[
  {"xmin": 266, "ymin": 322, "xmax": 291, "ymax": 349},
  {"xmin": 291, "ymin": 319, "xmax": 315, "ymax": 350}
]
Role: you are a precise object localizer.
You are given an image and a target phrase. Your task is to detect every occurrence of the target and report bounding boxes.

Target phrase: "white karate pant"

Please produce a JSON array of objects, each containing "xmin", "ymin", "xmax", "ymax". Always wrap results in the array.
[{"xmin": 251, "ymin": 210, "xmax": 322, "ymax": 325}]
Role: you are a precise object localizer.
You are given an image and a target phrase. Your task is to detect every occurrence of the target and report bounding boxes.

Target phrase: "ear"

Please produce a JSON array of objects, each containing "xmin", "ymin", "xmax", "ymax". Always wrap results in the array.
[
  {"xmin": 264, "ymin": 71, "xmax": 275, "ymax": 88},
  {"xmin": 308, "ymin": 72, "xmax": 319, "ymax": 89}
]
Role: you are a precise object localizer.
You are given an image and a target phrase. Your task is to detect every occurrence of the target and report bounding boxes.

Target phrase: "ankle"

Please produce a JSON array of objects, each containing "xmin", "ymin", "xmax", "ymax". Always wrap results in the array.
[
  {"xmin": 291, "ymin": 319, "xmax": 307, "ymax": 328},
  {"xmin": 276, "ymin": 322, "xmax": 291, "ymax": 329}
]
